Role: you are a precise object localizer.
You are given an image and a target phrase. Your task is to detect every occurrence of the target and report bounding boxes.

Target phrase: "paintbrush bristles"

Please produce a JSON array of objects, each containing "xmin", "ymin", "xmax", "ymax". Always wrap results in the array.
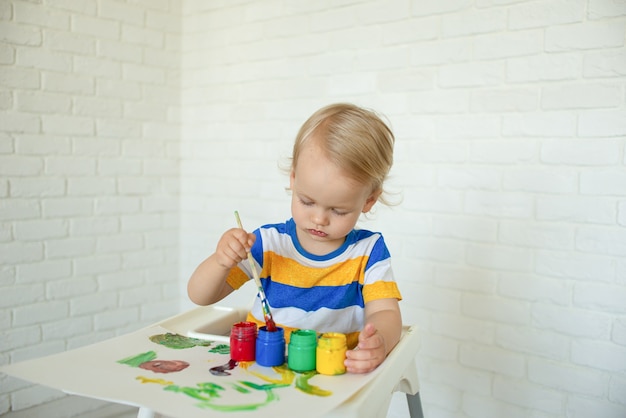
[{"xmin": 234, "ymin": 211, "xmax": 277, "ymax": 332}]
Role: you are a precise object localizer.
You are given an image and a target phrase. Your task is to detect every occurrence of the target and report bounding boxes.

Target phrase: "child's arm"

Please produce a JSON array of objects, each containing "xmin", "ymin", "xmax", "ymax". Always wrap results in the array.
[
  {"xmin": 344, "ymin": 298, "xmax": 402, "ymax": 374},
  {"xmin": 187, "ymin": 228, "xmax": 256, "ymax": 306}
]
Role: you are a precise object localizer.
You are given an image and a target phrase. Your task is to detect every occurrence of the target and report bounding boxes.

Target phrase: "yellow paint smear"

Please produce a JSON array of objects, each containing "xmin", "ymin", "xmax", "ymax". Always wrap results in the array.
[
  {"xmin": 136, "ymin": 375, "xmax": 173, "ymax": 386},
  {"xmin": 244, "ymin": 364, "xmax": 295, "ymax": 386}
]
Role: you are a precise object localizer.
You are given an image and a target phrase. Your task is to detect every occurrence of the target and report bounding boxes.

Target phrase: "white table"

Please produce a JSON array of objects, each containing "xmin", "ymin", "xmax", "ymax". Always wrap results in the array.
[{"xmin": 2, "ymin": 305, "xmax": 423, "ymax": 418}]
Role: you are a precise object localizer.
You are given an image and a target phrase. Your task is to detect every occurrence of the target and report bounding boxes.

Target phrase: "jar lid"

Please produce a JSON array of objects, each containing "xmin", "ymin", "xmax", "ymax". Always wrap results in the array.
[
  {"xmin": 289, "ymin": 329, "xmax": 317, "ymax": 347},
  {"xmin": 231, "ymin": 321, "xmax": 258, "ymax": 337},
  {"xmin": 317, "ymin": 332, "xmax": 346, "ymax": 350}
]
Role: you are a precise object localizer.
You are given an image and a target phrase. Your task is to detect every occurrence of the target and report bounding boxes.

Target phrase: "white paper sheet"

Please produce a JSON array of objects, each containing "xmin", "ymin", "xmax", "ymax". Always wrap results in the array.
[{"xmin": 1, "ymin": 324, "xmax": 383, "ymax": 418}]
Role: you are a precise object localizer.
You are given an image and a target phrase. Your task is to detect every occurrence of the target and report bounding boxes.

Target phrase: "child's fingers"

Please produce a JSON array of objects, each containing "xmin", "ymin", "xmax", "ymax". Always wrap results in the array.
[
  {"xmin": 215, "ymin": 229, "xmax": 253, "ymax": 268},
  {"xmin": 246, "ymin": 232, "xmax": 256, "ymax": 248},
  {"xmin": 344, "ymin": 346, "xmax": 385, "ymax": 373},
  {"xmin": 346, "ymin": 345, "xmax": 374, "ymax": 361},
  {"xmin": 231, "ymin": 229, "xmax": 257, "ymax": 253},
  {"xmin": 345, "ymin": 358, "xmax": 378, "ymax": 374},
  {"xmin": 344, "ymin": 325, "xmax": 388, "ymax": 373},
  {"xmin": 221, "ymin": 229, "xmax": 249, "ymax": 255},
  {"xmin": 359, "ymin": 323, "xmax": 377, "ymax": 340},
  {"xmin": 356, "ymin": 323, "xmax": 380, "ymax": 349}
]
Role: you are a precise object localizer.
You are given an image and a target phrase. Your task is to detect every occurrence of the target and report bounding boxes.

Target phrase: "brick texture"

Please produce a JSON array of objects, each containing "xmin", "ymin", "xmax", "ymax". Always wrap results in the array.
[
  {"xmin": 1, "ymin": 0, "xmax": 181, "ymax": 415},
  {"xmin": 1, "ymin": 1, "xmax": 625, "ymax": 417}
]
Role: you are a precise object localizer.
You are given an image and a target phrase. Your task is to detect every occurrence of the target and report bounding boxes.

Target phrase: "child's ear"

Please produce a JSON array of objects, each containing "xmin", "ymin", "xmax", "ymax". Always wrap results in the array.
[{"xmin": 362, "ymin": 190, "xmax": 381, "ymax": 213}]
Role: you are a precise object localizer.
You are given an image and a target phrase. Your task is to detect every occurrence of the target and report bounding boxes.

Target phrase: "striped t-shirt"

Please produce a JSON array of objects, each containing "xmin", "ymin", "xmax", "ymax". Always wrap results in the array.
[{"xmin": 226, "ymin": 218, "xmax": 402, "ymax": 347}]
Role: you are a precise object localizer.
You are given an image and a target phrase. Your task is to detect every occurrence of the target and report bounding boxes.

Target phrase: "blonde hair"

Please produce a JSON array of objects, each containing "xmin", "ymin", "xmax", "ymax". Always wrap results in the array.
[{"xmin": 291, "ymin": 103, "xmax": 395, "ymax": 205}]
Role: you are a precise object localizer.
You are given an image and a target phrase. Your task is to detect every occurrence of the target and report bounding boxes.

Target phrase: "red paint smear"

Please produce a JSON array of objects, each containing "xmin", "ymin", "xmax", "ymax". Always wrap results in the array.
[{"xmin": 139, "ymin": 360, "xmax": 189, "ymax": 373}]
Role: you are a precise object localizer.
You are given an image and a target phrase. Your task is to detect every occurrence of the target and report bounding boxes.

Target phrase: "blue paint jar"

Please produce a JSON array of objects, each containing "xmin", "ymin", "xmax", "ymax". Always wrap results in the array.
[
  {"xmin": 287, "ymin": 329, "xmax": 317, "ymax": 372},
  {"xmin": 255, "ymin": 326, "xmax": 285, "ymax": 367}
]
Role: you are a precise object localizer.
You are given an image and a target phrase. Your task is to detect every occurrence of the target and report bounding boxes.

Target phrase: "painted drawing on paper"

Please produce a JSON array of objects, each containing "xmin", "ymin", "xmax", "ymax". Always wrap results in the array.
[
  {"xmin": 0, "ymin": 323, "xmax": 382, "ymax": 418},
  {"xmin": 117, "ymin": 332, "xmax": 334, "ymax": 413}
]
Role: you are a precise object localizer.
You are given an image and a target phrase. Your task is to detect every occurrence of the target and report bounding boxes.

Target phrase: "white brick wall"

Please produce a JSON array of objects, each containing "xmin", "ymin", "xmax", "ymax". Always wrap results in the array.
[
  {"xmin": 1, "ymin": 0, "xmax": 625, "ymax": 417},
  {"xmin": 1, "ymin": 0, "xmax": 181, "ymax": 416},
  {"xmin": 178, "ymin": 2, "xmax": 626, "ymax": 418}
]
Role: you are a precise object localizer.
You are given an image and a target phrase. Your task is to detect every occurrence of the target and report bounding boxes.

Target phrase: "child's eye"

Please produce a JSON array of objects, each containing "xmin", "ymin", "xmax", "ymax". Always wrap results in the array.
[
  {"xmin": 332, "ymin": 209, "xmax": 348, "ymax": 216},
  {"xmin": 299, "ymin": 198, "xmax": 313, "ymax": 206}
]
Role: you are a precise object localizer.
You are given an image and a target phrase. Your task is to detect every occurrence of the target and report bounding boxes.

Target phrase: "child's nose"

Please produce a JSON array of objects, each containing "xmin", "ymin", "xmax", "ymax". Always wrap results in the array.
[{"xmin": 312, "ymin": 209, "xmax": 329, "ymax": 226}]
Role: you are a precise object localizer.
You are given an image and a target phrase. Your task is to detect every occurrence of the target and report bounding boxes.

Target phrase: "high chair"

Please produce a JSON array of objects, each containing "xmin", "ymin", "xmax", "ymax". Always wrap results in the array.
[
  {"xmin": 146, "ymin": 304, "xmax": 425, "ymax": 418},
  {"xmin": 1, "ymin": 304, "xmax": 423, "ymax": 418}
]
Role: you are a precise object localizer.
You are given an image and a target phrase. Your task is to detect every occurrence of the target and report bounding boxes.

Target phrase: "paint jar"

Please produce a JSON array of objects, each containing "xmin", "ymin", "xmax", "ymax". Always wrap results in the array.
[
  {"xmin": 255, "ymin": 326, "xmax": 285, "ymax": 367},
  {"xmin": 287, "ymin": 329, "xmax": 317, "ymax": 372},
  {"xmin": 316, "ymin": 332, "xmax": 347, "ymax": 375},
  {"xmin": 230, "ymin": 321, "xmax": 257, "ymax": 362}
]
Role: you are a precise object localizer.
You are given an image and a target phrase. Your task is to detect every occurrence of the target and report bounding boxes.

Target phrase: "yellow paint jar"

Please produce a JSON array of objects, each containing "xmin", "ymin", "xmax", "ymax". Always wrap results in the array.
[{"xmin": 316, "ymin": 332, "xmax": 347, "ymax": 375}]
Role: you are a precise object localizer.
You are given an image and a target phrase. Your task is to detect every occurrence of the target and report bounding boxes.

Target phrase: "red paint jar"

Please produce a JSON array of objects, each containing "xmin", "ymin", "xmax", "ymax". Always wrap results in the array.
[{"xmin": 230, "ymin": 321, "xmax": 257, "ymax": 361}]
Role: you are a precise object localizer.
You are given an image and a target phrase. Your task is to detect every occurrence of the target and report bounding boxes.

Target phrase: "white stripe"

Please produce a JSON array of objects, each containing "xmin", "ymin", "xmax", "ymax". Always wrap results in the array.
[{"xmin": 251, "ymin": 302, "xmax": 364, "ymax": 334}]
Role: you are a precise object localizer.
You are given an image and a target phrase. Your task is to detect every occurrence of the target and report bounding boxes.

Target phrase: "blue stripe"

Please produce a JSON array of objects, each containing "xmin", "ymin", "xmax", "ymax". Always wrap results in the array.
[
  {"xmin": 262, "ymin": 278, "xmax": 364, "ymax": 311},
  {"xmin": 251, "ymin": 228, "xmax": 264, "ymax": 266},
  {"xmin": 251, "ymin": 221, "xmax": 287, "ymax": 265},
  {"xmin": 365, "ymin": 235, "xmax": 390, "ymax": 271}
]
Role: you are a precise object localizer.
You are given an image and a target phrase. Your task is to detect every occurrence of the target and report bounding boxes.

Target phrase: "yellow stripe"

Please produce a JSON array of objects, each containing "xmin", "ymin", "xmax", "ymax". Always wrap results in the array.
[
  {"xmin": 226, "ymin": 267, "xmax": 249, "ymax": 290},
  {"xmin": 362, "ymin": 281, "xmax": 402, "ymax": 303},
  {"xmin": 264, "ymin": 252, "xmax": 368, "ymax": 287}
]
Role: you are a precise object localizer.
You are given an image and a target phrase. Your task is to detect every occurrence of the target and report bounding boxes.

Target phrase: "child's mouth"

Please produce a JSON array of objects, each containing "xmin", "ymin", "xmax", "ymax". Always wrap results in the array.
[{"xmin": 308, "ymin": 229, "xmax": 328, "ymax": 237}]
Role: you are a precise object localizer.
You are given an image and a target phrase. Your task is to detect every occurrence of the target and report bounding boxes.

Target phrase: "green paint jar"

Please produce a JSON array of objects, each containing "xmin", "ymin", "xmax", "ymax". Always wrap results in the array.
[{"xmin": 287, "ymin": 329, "xmax": 317, "ymax": 372}]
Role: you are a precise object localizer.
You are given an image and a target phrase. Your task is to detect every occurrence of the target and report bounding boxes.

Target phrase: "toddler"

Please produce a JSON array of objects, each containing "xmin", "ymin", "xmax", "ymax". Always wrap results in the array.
[{"xmin": 188, "ymin": 103, "xmax": 402, "ymax": 373}]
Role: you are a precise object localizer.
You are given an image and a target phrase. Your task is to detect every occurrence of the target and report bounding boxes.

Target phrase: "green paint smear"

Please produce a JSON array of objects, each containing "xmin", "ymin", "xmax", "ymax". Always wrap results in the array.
[
  {"xmin": 117, "ymin": 351, "xmax": 157, "ymax": 368},
  {"xmin": 165, "ymin": 382, "xmax": 225, "ymax": 401},
  {"xmin": 164, "ymin": 380, "xmax": 285, "ymax": 412},
  {"xmin": 209, "ymin": 344, "xmax": 230, "ymax": 354},
  {"xmin": 199, "ymin": 390, "xmax": 279, "ymax": 412},
  {"xmin": 149, "ymin": 333, "xmax": 213, "ymax": 349},
  {"xmin": 231, "ymin": 383, "xmax": 251, "ymax": 394},
  {"xmin": 295, "ymin": 372, "xmax": 332, "ymax": 397},
  {"xmin": 239, "ymin": 380, "xmax": 290, "ymax": 391}
]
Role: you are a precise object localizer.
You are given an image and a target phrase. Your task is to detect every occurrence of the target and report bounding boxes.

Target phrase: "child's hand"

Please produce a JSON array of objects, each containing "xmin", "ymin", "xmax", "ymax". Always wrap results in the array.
[
  {"xmin": 344, "ymin": 323, "xmax": 387, "ymax": 374},
  {"xmin": 214, "ymin": 228, "xmax": 256, "ymax": 270}
]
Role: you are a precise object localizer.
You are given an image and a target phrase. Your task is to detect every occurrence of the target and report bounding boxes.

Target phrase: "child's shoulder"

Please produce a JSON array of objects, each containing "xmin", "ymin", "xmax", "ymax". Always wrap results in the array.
[{"xmin": 351, "ymin": 227, "xmax": 385, "ymax": 241}]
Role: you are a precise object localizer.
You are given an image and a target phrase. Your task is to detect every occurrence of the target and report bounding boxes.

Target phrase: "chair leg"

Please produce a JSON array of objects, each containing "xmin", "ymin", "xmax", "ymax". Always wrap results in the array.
[
  {"xmin": 137, "ymin": 407, "xmax": 155, "ymax": 418},
  {"xmin": 137, "ymin": 407, "xmax": 166, "ymax": 418},
  {"xmin": 406, "ymin": 392, "xmax": 424, "ymax": 418}
]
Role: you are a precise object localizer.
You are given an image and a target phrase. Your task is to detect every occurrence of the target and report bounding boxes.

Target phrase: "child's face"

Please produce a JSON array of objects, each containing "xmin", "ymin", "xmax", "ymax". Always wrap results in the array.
[{"xmin": 289, "ymin": 140, "xmax": 379, "ymax": 256}]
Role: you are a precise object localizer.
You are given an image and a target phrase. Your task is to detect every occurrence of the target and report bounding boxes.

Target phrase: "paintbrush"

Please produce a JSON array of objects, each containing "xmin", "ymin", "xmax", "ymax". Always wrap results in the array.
[{"xmin": 234, "ymin": 211, "xmax": 277, "ymax": 332}]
